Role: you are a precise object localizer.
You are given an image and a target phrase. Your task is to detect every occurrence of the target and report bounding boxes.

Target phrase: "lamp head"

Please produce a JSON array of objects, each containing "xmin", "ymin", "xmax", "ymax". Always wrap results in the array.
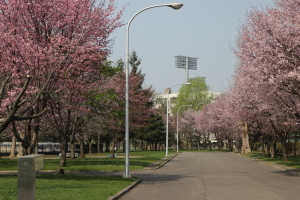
[{"xmin": 167, "ymin": 3, "xmax": 183, "ymax": 10}]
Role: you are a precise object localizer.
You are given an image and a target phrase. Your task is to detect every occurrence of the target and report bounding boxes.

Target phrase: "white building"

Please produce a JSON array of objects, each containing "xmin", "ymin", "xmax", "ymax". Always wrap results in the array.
[{"xmin": 154, "ymin": 89, "xmax": 222, "ymax": 109}]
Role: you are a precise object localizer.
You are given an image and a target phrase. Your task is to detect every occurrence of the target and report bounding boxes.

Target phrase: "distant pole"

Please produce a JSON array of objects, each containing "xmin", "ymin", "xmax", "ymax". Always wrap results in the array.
[
  {"xmin": 185, "ymin": 56, "xmax": 189, "ymax": 83},
  {"xmin": 166, "ymin": 83, "xmax": 191, "ymax": 157},
  {"xmin": 176, "ymin": 105, "xmax": 193, "ymax": 152}
]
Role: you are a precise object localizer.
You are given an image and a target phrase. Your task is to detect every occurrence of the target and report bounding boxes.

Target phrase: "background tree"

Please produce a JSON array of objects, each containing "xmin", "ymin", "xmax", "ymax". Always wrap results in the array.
[
  {"xmin": 173, "ymin": 77, "xmax": 212, "ymax": 113},
  {"xmin": 141, "ymin": 114, "xmax": 166, "ymax": 151},
  {"xmin": 113, "ymin": 50, "xmax": 154, "ymax": 150},
  {"xmin": 179, "ymin": 110, "xmax": 198, "ymax": 150}
]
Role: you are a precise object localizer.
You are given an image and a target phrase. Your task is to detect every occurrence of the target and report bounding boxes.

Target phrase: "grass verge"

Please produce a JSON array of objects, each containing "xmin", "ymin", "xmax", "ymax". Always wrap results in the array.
[
  {"xmin": 0, "ymin": 174, "xmax": 137, "ymax": 200},
  {"xmin": 0, "ymin": 150, "xmax": 170, "ymax": 171},
  {"xmin": 239, "ymin": 151, "xmax": 300, "ymax": 169}
]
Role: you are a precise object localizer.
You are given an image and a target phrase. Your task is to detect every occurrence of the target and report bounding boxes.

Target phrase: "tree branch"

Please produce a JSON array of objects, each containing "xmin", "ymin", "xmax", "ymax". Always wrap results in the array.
[{"xmin": 13, "ymin": 109, "xmax": 48, "ymax": 121}]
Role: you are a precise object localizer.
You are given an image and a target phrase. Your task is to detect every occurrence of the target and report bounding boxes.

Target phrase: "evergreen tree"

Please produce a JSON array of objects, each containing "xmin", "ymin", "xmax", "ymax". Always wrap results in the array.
[
  {"xmin": 141, "ymin": 114, "xmax": 166, "ymax": 150},
  {"xmin": 129, "ymin": 50, "xmax": 142, "ymax": 76},
  {"xmin": 112, "ymin": 50, "xmax": 154, "ymax": 143}
]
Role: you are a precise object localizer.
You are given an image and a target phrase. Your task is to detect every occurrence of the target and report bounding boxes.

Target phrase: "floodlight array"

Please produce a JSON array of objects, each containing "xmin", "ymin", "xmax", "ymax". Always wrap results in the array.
[{"xmin": 175, "ymin": 55, "xmax": 198, "ymax": 70}]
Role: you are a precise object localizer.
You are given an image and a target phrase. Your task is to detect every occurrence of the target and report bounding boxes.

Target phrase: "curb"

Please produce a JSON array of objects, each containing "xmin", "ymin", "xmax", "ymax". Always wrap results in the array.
[
  {"xmin": 236, "ymin": 153, "xmax": 300, "ymax": 176},
  {"xmin": 107, "ymin": 179, "xmax": 142, "ymax": 200},
  {"xmin": 155, "ymin": 152, "xmax": 179, "ymax": 169},
  {"xmin": 107, "ymin": 153, "xmax": 179, "ymax": 199}
]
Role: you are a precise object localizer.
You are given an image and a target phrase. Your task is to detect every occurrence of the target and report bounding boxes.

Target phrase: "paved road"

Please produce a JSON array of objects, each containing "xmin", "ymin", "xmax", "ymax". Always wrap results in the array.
[{"xmin": 120, "ymin": 152, "xmax": 300, "ymax": 200}]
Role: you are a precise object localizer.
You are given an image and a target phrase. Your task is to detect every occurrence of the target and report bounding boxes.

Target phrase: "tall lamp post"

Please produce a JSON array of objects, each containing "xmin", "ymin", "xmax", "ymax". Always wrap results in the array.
[
  {"xmin": 166, "ymin": 83, "xmax": 190, "ymax": 157},
  {"xmin": 177, "ymin": 105, "xmax": 193, "ymax": 152},
  {"xmin": 124, "ymin": 3, "xmax": 184, "ymax": 178}
]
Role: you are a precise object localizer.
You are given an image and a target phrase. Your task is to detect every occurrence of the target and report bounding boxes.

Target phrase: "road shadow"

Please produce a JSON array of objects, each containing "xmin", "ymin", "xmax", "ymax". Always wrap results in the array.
[
  {"xmin": 271, "ymin": 169, "xmax": 300, "ymax": 177},
  {"xmin": 130, "ymin": 172, "xmax": 187, "ymax": 184}
]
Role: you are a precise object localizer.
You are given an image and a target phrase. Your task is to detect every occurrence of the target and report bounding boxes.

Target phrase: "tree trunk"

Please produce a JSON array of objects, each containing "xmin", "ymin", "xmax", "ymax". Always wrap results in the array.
[
  {"xmin": 241, "ymin": 122, "xmax": 252, "ymax": 154},
  {"xmin": 105, "ymin": 139, "xmax": 110, "ymax": 152},
  {"xmin": 16, "ymin": 129, "xmax": 25, "ymax": 157},
  {"xmin": 111, "ymin": 138, "xmax": 116, "ymax": 158},
  {"xmin": 97, "ymin": 132, "xmax": 101, "ymax": 153},
  {"xmin": 9, "ymin": 136, "xmax": 16, "ymax": 158},
  {"xmin": 217, "ymin": 140, "xmax": 221, "ymax": 151},
  {"xmin": 270, "ymin": 142, "xmax": 276, "ymax": 159},
  {"xmin": 139, "ymin": 140, "xmax": 143, "ymax": 150},
  {"xmin": 294, "ymin": 140, "xmax": 297, "ymax": 157},
  {"xmin": 28, "ymin": 123, "xmax": 39, "ymax": 154},
  {"xmin": 280, "ymin": 133, "xmax": 289, "ymax": 161},
  {"xmin": 197, "ymin": 137, "xmax": 201, "ymax": 151},
  {"xmin": 17, "ymin": 143, "xmax": 25, "ymax": 157},
  {"xmin": 13, "ymin": 119, "xmax": 31, "ymax": 155},
  {"xmin": 188, "ymin": 140, "xmax": 192, "ymax": 150},
  {"xmin": 262, "ymin": 142, "xmax": 271, "ymax": 157},
  {"xmin": 60, "ymin": 134, "xmax": 68, "ymax": 167},
  {"xmin": 287, "ymin": 138, "xmax": 293, "ymax": 156},
  {"xmin": 79, "ymin": 134, "xmax": 85, "ymax": 158},
  {"xmin": 269, "ymin": 136, "xmax": 277, "ymax": 159},
  {"xmin": 203, "ymin": 141, "xmax": 207, "ymax": 150},
  {"xmin": 172, "ymin": 140, "xmax": 175, "ymax": 151},
  {"xmin": 123, "ymin": 139, "xmax": 126, "ymax": 152},
  {"xmin": 70, "ymin": 133, "xmax": 75, "ymax": 160},
  {"xmin": 88, "ymin": 139, "xmax": 92, "ymax": 154},
  {"xmin": 228, "ymin": 139, "xmax": 233, "ymax": 152}
]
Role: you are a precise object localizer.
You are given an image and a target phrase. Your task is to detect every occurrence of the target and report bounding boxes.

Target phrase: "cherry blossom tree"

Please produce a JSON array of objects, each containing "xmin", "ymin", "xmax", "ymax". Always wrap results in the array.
[
  {"xmin": 200, "ymin": 0, "xmax": 300, "ymax": 160},
  {"xmin": 195, "ymin": 94, "xmax": 238, "ymax": 152},
  {"xmin": 231, "ymin": 0, "xmax": 300, "ymax": 160},
  {"xmin": 178, "ymin": 110, "xmax": 198, "ymax": 150},
  {"xmin": 0, "ymin": 0, "xmax": 123, "ymax": 157}
]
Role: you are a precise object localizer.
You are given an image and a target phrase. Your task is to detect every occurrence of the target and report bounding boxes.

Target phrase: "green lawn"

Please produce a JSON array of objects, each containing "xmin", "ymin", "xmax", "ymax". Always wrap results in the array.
[
  {"xmin": 0, "ymin": 150, "xmax": 168, "ymax": 200},
  {"xmin": 0, "ymin": 150, "xmax": 170, "ymax": 171},
  {"xmin": 240, "ymin": 151, "xmax": 300, "ymax": 169},
  {"xmin": 0, "ymin": 174, "xmax": 137, "ymax": 200},
  {"xmin": 0, "ymin": 149, "xmax": 232, "ymax": 172}
]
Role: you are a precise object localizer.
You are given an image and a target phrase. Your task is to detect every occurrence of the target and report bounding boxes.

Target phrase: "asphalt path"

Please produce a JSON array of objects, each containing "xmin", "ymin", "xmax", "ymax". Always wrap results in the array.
[{"xmin": 120, "ymin": 152, "xmax": 300, "ymax": 200}]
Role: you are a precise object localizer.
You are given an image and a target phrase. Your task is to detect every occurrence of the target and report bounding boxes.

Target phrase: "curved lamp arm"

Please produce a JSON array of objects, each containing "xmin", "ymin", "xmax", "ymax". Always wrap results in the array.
[
  {"xmin": 124, "ymin": 3, "xmax": 184, "ymax": 178},
  {"xmin": 166, "ymin": 82, "xmax": 190, "ymax": 157}
]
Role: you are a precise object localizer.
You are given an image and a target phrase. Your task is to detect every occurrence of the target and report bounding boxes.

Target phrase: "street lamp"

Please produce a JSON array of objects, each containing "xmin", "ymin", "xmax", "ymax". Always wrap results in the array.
[
  {"xmin": 177, "ymin": 105, "xmax": 193, "ymax": 152},
  {"xmin": 166, "ymin": 83, "xmax": 191, "ymax": 157},
  {"xmin": 124, "ymin": 3, "xmax": 184, "ymax": 178}
]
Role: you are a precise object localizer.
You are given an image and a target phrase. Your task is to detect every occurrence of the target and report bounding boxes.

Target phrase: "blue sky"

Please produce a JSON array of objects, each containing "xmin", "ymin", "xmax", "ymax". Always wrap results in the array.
[{"xmin": 107, "ymin": 0, "xmax": 275, "ymax": 94}]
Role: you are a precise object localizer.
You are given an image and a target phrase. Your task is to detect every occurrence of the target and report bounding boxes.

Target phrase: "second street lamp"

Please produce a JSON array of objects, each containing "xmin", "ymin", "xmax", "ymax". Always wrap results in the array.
[
  {"xmin": 124, "ymin": 3, "xmax": 184, "ymax": 178},
  {"xmin": 166, "ymin": 82, "xmax": 191, "ymax": 157},
  {"xmin": 177, "ymin": 105, "xmax": 193, "ymax": 152}
]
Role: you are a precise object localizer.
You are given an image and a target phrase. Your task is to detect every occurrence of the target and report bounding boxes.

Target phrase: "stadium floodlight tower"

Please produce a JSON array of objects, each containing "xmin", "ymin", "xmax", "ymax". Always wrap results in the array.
[{"xmin": 175, "ymin": 56, "xmax": 198, "ymax": 82}]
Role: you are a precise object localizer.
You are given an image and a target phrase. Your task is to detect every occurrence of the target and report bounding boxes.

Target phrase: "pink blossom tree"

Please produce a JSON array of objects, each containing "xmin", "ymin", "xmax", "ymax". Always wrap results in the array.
[
  {"xmin": 178, "ymin": 110, "xmax": 199, "ymax": 150},
  {"xmin": 0, "ymin": 0, "xmax": 123, "ymax": 157},
  {"xmin": 201, "ymin": 0, "xmax": 300, "ymax": 160},
  {"xmin": 231, "ymin": 0, "xmax": 300, "ymax": 160}
]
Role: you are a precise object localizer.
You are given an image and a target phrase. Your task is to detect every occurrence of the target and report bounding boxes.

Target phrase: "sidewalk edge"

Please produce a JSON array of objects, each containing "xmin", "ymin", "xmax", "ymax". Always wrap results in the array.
[
  {"xmin": 155, "ymin": 152, "xmax": 179, "ymax": 169},
  {"xmin": 235, "ymin": 153, "xmax": 300, "ymax": 176},
  {"xmin": 107, "ymin": 179, "xmax": 142, "ymax": 200}
]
